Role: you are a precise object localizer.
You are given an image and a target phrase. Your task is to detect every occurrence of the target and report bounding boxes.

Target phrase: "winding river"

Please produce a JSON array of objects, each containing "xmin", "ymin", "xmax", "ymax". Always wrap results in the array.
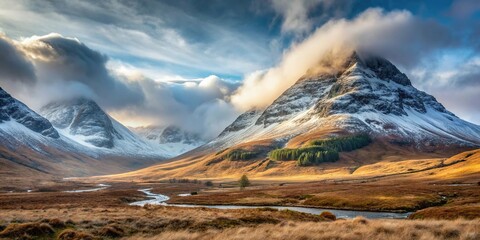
[
  {"xmin": 129, "ymin": 189, "xmax": 411, "ymax": 219},
  {"xmin": 64, "ymin": 184, "xmax": 111, "ymax": 193}
]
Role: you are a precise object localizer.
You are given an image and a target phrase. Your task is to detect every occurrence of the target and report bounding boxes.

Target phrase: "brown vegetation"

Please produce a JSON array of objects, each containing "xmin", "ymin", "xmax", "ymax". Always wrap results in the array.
[
  {"xmin": 0, "ymin": 222, "xmax": 55, "ymax": 239},
  {"xmin": 0, "ymin": 205, "xmax": 478, "ymax": 240},
  {"xmin": 125, "ymin": 218, "xmax": 480, "ymax": 240},
  {"xmin": 57, "ymin": 229, "xmax": 94, "ymax": 240},
  {"xmin": 0, "ymin": 149, "xmax": 478, "ymax": 239}
]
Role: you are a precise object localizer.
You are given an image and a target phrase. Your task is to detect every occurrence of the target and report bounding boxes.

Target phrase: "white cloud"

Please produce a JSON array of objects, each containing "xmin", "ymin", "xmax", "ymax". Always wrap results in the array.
[
  {"xmin": 231, "ymin": 8, "xmax": 453, "ymax": 111},
  {"xmin": 108, "ymin": 71, "xmax": 241, "ymax": 139},
  {"xmin": 271, "ymin": 0, "xmax": 325, "ymax": 34}
]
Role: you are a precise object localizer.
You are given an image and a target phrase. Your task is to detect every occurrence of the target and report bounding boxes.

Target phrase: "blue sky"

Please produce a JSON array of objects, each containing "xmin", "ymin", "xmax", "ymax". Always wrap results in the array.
[
  {"xmin": 2, "ymin": 0, "xmax": 478, "ymax": 80},
  {"xmin": 0, "ymin": 0, "xmax": 479, "ymax": 136}
]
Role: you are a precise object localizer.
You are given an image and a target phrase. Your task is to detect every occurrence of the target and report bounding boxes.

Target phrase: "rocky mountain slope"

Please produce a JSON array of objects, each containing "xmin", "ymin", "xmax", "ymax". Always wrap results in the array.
[
  {"xmin": 39, "ymin": 98, "xmax": 170, "ymax": 157},
  {"xmin": 41, "ymin": 98, "xmax": 121, "ymax": 148},
  {"xmin": 0, "ymin": 87, "xmax": 59, "ymax": 139},
  {"xmin": 214, "ymin": 52, "xmax": 480, "ymax": 149}
]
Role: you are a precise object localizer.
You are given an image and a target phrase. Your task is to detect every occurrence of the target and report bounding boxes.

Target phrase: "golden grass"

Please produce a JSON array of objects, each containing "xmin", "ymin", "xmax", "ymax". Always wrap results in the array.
[
  {"xmin": 0, "ymin": 205, "xmax": 333, "ymax": 239},
  {"xmin": 0, "ymin": 222, "xmax": 54, "ymax": 239},
  {"xmin": 0, "ymin": 143, "xmax": 165, "ymax": 188},
  {"xmin": 57, "ymin": 229, "xmax": 94, "ymax": 240},
  {"xmin": 127, "ymin": 218, "xmax": 480, "ymax": 240},
  {"xmin": 427, "ymin": 149, "xmax": 480, "ymax": 179},
  {"xmin": 1, "ymin": 206, "xmax": 479, "ymax": 240},
  {"xmin": 93, "ymin": 141, "xmax": 476, "ymax": 185}
]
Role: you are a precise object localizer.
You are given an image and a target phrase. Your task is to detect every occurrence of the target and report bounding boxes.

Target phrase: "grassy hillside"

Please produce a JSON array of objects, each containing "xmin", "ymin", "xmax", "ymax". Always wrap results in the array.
[{"xmin": 95, "ymin": 136, "xmax": 476, "ymax": 184}]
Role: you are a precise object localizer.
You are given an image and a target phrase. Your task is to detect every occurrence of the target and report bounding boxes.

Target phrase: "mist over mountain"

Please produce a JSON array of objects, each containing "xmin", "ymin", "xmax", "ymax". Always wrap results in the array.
[{"xmin": 214, "ymin": 51, "xmax": 480, "ymax": 149}]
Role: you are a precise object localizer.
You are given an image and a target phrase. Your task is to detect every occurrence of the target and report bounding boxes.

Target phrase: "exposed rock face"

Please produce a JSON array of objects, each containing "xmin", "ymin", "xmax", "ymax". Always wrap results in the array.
[
  {"xmin": 0, "ymin": 87, "xmax": 59, "ymax": 138},
  {"xmin": 220, "ymin": 110, "xmax": 262, "ymax": 137},
  {"xmin": 41, "ymin": 98, "xmax": 121, "ymax": 148},
  {"xmin": 363, "ymin": 55, "xmax": 411, "ymax": 86},
  {"xmin": 255, "ymin": 52, "xmax": 451, "ymax": 127},
  {"xmin": 213, "ymin": 51, "xmax": 480, "ymax": 148}
]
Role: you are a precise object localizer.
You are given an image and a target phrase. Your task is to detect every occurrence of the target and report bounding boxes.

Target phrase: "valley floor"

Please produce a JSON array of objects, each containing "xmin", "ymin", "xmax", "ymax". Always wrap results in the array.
[
  {"xmin": 0, "ymin": 149, "xmax": 479, "ymax": 239},
  {"xmin": 0, "ymin": 176, "xmax": 478, "ymax": 239}
]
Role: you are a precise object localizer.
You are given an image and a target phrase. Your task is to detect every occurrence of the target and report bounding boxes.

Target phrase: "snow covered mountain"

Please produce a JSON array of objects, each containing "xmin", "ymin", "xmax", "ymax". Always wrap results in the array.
[
  {"xmin": 213, "ymin": 52, "xmax": 480, "ymax": 149},
  {"xmin": 40, "ymin": 98, "xmax": 170, "ymax": 156},
  {"xmin": 132, "ymin": 125, "xmax": 205, "ymax": 156},
  {"xmin": 0, "ymin": 87, "xmax": 59, "ymax": 139},
  {"xmin": 0, "ymin": 88, "xmax": 169, "ymax": 177}
]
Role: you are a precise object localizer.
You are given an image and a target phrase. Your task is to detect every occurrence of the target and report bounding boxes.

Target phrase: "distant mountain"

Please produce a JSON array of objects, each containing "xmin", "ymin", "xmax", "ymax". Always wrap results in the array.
[
  {"xmin": 132, "ymin": 125, "xmax": 205, "ymax": 157},
  {"xmin": 40, "ymin": 98, "xmax": 171, "ymax": 156},
  {"xmin": 41, "ymin": 98, "xmax": 119, "ymax": 148}
]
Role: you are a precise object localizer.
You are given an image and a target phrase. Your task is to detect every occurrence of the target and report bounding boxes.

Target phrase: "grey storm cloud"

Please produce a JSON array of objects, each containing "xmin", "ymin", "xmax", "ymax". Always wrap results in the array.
[
  {"xmin": 352, "ymin": 15, "xmax": 457, "ymax": 70},
  {"xmin": 447, "ymin": 0, "xmax": 480, "ymax": 19},
  {"xmin": 0, "ymin": 35, "xmax": 36, "ymax": 84},
  {"xmin": 19, "ymin": 34, "xmax": 145, "ymax": 109},
  {"xmin": 0, "ymin": 0, "xmax": 276, "ymax": 78}
]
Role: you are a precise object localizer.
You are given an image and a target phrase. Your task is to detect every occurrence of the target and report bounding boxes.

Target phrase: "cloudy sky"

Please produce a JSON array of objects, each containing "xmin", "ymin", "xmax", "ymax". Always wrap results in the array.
[{"xmin": 0, "ymin": 0, "xmax": 479, "ymax": 139}]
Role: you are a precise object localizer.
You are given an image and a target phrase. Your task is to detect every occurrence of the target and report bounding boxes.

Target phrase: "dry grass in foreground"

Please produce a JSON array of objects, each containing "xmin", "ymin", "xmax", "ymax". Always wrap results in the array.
[
  {"xmin": 0, "ymin": 206, "xmax": 478, "ymax": 240},
  {"xmin": 131, "ymin": 218, "xmax": 479, "ymax": 240}
]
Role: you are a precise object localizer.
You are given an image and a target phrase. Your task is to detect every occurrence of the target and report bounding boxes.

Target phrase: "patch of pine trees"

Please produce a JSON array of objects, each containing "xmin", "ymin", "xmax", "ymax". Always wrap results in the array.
[
  {"xmin": 223, "ymin": 149, "xmax": 258, "ymax": 161},
  {"xmin": 308, "ymin": 135, "xmax": 371, "ymax": 152},
  {"xmin": 268, "ymin": 135, "xmax": 371, "ymax": 166}
]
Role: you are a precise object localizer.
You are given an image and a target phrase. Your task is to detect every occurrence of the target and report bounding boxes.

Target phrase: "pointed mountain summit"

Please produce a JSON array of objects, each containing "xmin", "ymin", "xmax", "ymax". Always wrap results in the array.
[
  {"xmin": 216, "ymin": 51, "xmax": 480, "ymax": 148},
  {"xmin": 40, "ymin": 97, "xmax": 169, "ymax": 156},
  {"xmin": 41, "ymin": 98, "xmax": 122, "ymax": 148},
  {"xmin": 0, "ymin": 89, "xmax": 168, "ymax": 180}
]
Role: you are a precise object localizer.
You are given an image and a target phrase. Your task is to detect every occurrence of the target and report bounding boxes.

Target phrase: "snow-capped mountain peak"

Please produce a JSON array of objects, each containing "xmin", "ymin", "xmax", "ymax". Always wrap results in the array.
[
  {"xmin": 213, "ymin": 51, "xmax": 480, "ymax": 148},
  {"xmin": 39, "ymin": 97, "xmax": 173, "ymax": 157},
  {"xmin": 41, "ymin": 98, "xmax": 122, "ymax": 148}
]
